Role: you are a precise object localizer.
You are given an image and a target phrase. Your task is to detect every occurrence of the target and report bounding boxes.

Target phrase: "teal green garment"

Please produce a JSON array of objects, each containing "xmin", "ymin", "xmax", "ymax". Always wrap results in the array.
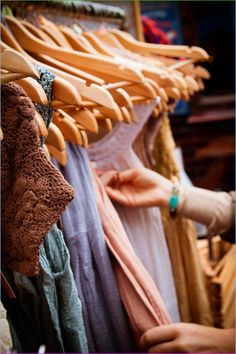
[{"xmin": 10, "ymin": 224, "xmax": 88, "ymax": 353}]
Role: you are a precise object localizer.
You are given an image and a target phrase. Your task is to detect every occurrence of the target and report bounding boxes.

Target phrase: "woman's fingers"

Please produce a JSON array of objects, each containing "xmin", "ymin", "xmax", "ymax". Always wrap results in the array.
[
  {"xmin": 105, "ymin": 186, "xmax": 130, "ymax": 205},
  {"xmin": 139, "ymin": 325, "xmax": 177, "ymax": 351},
  {"xmin": 100, "ymin": 170, "xmax": 119, "ymax": 186}
]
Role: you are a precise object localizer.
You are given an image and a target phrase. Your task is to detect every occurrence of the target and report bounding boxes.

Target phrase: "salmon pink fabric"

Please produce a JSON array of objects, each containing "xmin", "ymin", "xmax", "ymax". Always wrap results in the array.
[{"xmin": 91, "ymin": 170, "xmax": 171, "ymax": 342}]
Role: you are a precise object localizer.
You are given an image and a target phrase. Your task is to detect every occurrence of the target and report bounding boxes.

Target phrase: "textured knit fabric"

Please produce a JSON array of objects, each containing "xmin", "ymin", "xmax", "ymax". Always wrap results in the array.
[
  {"xmin": 88, "ymin": 102, "xmax": 180, "ymax": 323},
  {"xmin": 1, "ymin": 83, "xmax": 74, "ymax": 276},
  {"xmin": 52, "ymin": 143, "xmax": 136, "ymax": 353},
  {"xmin": 152, "ymin": 113, "xmax": 213, "ymax": 325},
  {"xmin": 2, "ymin": 225, "xmax": 88, "ymax": 353},
  {"xmin": 92, "ymin": 170, "xmax": 171, "ymax": 344}
]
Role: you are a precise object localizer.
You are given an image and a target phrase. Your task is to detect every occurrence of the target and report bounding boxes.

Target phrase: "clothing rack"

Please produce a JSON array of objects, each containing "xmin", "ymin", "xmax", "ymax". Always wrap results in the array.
[
  {"xmin": 2, "ymin": 1, "xmax": 126, "ymax": 31},
  {"xmin": 1, "ymin": 2, "xmax": 233, "ymax": 353}
]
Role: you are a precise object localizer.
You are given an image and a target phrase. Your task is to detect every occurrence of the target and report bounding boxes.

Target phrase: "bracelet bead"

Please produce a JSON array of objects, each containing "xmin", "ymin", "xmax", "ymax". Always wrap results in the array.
[{"xmin": 169, "ymin": 183, "xmax": 180, "ymax": 212}]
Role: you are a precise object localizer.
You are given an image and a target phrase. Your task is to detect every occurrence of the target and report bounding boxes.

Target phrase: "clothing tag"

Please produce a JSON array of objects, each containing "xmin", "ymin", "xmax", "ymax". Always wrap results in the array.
[{"xmin": 0, "ymin": 272, "xmax": 16, "ymax": 299}]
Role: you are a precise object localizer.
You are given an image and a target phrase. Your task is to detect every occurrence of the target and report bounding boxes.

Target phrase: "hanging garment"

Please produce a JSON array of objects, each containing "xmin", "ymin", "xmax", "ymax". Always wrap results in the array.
[
  {"xmin": 151, "ymin": 113, "xmax": 213, "ymax": 325},
  {"xmin": 1, "ymin": 82, "xmax": 88, "ymax": 352},
  {"xmin": 133, "ymin": 115, "xmax": 162, "ymax": 168},
  {"xmin": 92, "ymin": 170, "xmax": 171, "ymax": 343},
  {"xmin": 88, "ymin": 101, "xmax": 180, "ymax": 322},
  {"xmin": 2, "ymin": 225, "xmax": 88, "ymax": 353},
  {"xmin": 52, "ymin": 143, "xmax": 136, "ymax": 353},
  {"xmin": 1, "ymin": 82, "xmax": 74, "ymax": 276}
]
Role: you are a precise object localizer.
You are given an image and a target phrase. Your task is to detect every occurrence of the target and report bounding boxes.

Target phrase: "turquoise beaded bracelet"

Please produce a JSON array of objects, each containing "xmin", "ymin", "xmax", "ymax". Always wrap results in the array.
[{"xmin": 169, "ymin": 183, "xmax": 180, "ymax": 212}]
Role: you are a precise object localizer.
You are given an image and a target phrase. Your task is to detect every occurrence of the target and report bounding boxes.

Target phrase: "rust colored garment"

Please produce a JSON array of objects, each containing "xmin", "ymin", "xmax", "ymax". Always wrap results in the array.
[
  {"xmin": 151, "ymin": 113, "xmax": 213, "ymax": 325},
  {"xmin": 91, "ymin": 169, "xmax": 171, "ymax": 343},
  {"xmin": 1, "ymin": 83, "xmax": 74, "ymax": 276}
]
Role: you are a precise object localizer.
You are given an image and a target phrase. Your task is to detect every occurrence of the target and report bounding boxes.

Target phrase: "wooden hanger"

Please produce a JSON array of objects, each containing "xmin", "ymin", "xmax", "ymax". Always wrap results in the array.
[
  {"xmin": 1, "ymin": 22, "xmax": 122, "ymax": 110},
  {"xmin": 152, "ymin": 55, "xmax": 211, "ymax": 79},
  {"xmin": 76, "ymin": 125, "xmax": 89, "ymax": 148},
  {"xmin": 0, "ymin": 70, "xmax": 27, "ymax": 84},
  {"xmin": 180, "ymin": 89, "xmax": 190, "ymax": 101},
  {"xmin": 151, "ymin": 108, "xmax": 160, "ymax": 119},
  {"xmin": 164, "ymin": 87, "xmax": 181, "ymax": 100},
  {"xmin": 46, "ymin": 144, "xmax": 67, "ymax": 166},
  {"xmin": 43, "ymin": 144, "xmax": 50, "ymax": 158},
  {"xmin": 185, "ymin": 76, "xmax": 200, "ymax": 92},
  {"xmin": 24, "ymin": 28, "xmax": 156, "ymax": 104},
  {"xmin": 1, "ymin": 48, "xmax": 39, "ymax": 78},
  {"xmin": 21, "ymin": 20, "xmax": 57, "ymax": 45},
  {"xmin": 34, "ymin": 111, "xmax": 48, "ymax": 139},
  {"xmin": 5, "ymin": 16, "xmax": 145, "ymax": 84},
  {"xmin": 109, "ymin": 29, "xmax": 210, "ymax": 60},
  {"xmin": 95, "ymin": 31, "xmax": 128, "ymax": 50},
  {"xmin": 0, "ymin": 33, "xmax": 84, "ymax": 106},
  {"xmin": 82, "ymin": 31, "xmax": 116, "ymax": 57},
  {"xmin": 38, "ymin": 16, "xmax": 73, "ymax": 49},
  {"xmin": 59, "ymin": 25, "xmax": 99, "ymax": 55},
  {"xmin": 45, "ymin": 122, "xmax": 67, "ymax": 166},
  {"xmin": 53, "ymin": 110, "xmax": 83, "ymax": 145},
  {"xmin": 15, "ymin": 77, "xmax": 48, "ymax": 104},
  {"xmin": 51, "ymin": 99, "xmax": 123, "ymax": 123},
  {"xmin": 64, "ymin": 107, "xmax": 99, "ymax": 133},
  {"xmin": 75, "ymin": 27, "xmax": 209, "ymax": 89},
  {"xmin": 93, "ymin": 72, "xmax": 157, "ymax": 98},
  {"xmin": 97, "ymin": 118, "xmax": 113, "ymax": 132},
  {"xmin": 120, "ymin": 106, "xmax": 132, "ymax": 124},
  {"xmin": 196, "ymin": 77, "xmax": 205, "ymax": 90},
  {"xmin": 19, "ymin": 20, "xmax": 159, "ymax": 103},
  {"xmin": 107, "ymin": 88, "xmax": 136, "ymax": 122}
]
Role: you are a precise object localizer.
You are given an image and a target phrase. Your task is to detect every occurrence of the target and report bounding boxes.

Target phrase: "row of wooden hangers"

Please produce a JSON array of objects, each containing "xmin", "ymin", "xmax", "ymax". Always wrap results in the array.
[{"xmin": 1, "ymin": 9, "xmax": 211, "ymax": 166}]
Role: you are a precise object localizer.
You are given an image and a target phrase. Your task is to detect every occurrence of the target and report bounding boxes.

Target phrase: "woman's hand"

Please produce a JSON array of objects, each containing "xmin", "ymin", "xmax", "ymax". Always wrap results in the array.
[
  {"xmin": 101, "ymin": 167, "xmax": 173, "ymax": 208},
  {"xmin": 139, "ymin": 323, "xmax": 235, "ymax": 353}
]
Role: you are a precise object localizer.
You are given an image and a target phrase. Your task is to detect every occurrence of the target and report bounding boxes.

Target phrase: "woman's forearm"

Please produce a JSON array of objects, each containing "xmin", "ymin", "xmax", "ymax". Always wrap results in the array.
[{"xmin": 177, "ymin": 186, "xmax": 235, "ymax": 236}]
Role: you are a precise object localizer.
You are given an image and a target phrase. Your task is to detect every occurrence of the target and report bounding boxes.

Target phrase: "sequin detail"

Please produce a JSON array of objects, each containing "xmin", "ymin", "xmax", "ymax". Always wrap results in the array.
[{"xmin": 35, "ymin": 66, "xmax": 55, "ymax": 128}]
